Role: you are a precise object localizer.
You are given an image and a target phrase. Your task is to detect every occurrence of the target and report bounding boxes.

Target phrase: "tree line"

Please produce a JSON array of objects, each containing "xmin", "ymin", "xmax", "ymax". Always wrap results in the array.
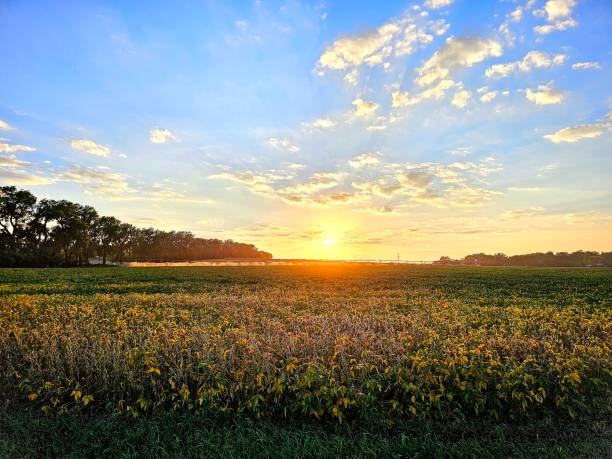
[
  {"xmin": 0, "ymin": 186, "xmax": 272, "ymax": 267},
  {"xmin": 435, "ymin": 251, "xmax": 612, "ymax": 267}
]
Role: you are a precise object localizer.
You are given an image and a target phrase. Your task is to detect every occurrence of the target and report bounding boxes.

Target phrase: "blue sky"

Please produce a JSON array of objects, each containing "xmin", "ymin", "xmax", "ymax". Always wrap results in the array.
[{"xmin": 1, "ymin": 0, "xmax": 611, "ymax": 259}]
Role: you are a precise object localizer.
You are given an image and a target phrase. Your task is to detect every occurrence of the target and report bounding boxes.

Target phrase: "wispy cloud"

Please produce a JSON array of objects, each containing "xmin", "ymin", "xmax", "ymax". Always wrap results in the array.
[
  {"xmin": 69, "ymin": 138, "xmax": 111, "ymax": 157},
  {"xmin": 416, "ymin": 37, "xmax": 503, "ymax": 86},
  {"xmin": 523, "ymin": 81, "xmax": 565, "ymax": 105},
  {"xmin": 423, "ymin": 0, "xmax": 455, "ymax": 10},
  {"xmin": 0, "ymin": 168, "xmax": 50, "ymax": 185},
  {"xmin": 572, "ymin": 62, "xmax": 600, "ymax": 70},
  {"xmin": 392, "ymin": 79, "xmax": 460, "ymax": 107},
  {"xmin": 56, "ymin": 164, "xmax": 134, "ymax": 196},
  {"xmin": 0, "ymin": 120, "xmax": 15, "ymax": 131},
  {"xmin": 211, "ymin": 155, "xmax": 503, "ymax": 211},
  {"xmin": 316, "ymin": 9, "xmax": 448, "ymax": 80},
  {"xmin": 485, "ymin": 51, "xmax": 566, "ymax": 78},
  {"xmin": 149, "ymin": 128, "xmax": 177, "ymax": 144},
  {"xmin": 348, "ymin": 152, "xmax": 381, "ymax": 168},
  {"xmin": 352, "ymin": 98, "xmax": 379, "ymax": 117},
  {"xmin": 544, "ymin": 123, "xmax": 609, "ymax": 143},
  {"xmin": 0, "ymin": 141, "xmax": 36, "ymax": 153},
  {"xmin": 268, "ymin": 137, "xmax": 300, "ymax": 153},
  {"xmin": 480, "ymin": 90, "xmax": 498, "ymax": 103},
  {"xmin": 301, "ymin": 118, "xmax": 336, "ymax": 130}
]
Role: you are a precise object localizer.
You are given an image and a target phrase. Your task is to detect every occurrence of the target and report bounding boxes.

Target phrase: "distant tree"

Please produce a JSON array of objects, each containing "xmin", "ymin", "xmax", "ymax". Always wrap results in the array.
[
  {"xmin": 95, "ymin": 216, "xmax": 121, "ymax": 265},
  {"xmin": 74, "ymin": 205, "xmax": 99, "ymax": 266},
  {"xmin": 114, "ymin": 223, "xmax": 136, "ymax": 263},
  {"xmin": 50, "ymin": 200, "xmax": 81, "ymax": 266}
]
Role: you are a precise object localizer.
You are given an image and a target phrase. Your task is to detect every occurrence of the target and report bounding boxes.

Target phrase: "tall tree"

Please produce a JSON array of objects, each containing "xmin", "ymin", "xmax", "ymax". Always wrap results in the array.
[
  {"xmin": 95, "ymin": 216, "xmax": 121, "ymax": 265},
  {"xmin": 0, "ymin": 186, "xmax": 37, "ymax": 243},
  {"xmin": 74, "ymin": 205, "xmax": 99, "ymax": 266},
  {"xmin": 50, "ymin": 200, "xmax": 81, "ymax": 265}
]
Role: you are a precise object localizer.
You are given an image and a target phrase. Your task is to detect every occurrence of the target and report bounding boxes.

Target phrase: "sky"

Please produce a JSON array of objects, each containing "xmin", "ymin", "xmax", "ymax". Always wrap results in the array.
[{"xmin": 1, "ymin": 0, "xmax": 611, "ymax": 260}]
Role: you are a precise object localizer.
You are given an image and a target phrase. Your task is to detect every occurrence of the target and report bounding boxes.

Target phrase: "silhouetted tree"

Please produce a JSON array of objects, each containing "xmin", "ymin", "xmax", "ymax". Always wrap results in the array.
[
  {"xmin": 0, "ymin": 186, "xmax": 273, "ymax": 266},
  {"xmin": 435, "ymin": 251, "xmax": 612, "ymax": 267},
  {"xmin": 95, "ymin": 216, "xmax": 121, "ymax": 265}
]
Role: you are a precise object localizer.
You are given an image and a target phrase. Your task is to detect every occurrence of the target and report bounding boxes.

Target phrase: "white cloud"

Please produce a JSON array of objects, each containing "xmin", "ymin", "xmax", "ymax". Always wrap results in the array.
[
  {"xmin": 268, "ymin": 137, "xmax": 300, "ymax": 153},
  {"xmin": 497, "ymin": 1, "xmax": 537, "ymax": 46},
  {"xmin": 0, "ymin": 141, "xmax": 36, "ymax": 153},
  {"xmin": 318, "ymin": 26, "xmax": 397, "ymax": 70},
  {"xmin": 0, "ymin": 168, "xmax": 50, "ymax": 185},
  {"xmin": 352, "ymin": 98, "xmax": 379, "ymax": 117},
  {"xmin": 540, "ymin": 0, "xmax": 576, "ymax": 22},
  {"xmin": 210, "ymin": 169, "xmax": 293, "ymax": 196},
  {"xmin": 485, "ymin": 51, "xmax": 566, "ymax": 78},
  {"xmin": 213, "ymin": 156, "xmax": 503, "ymax": 210},
  {"xmin": 348, "ymin": 152, "xmax": 381, "ymax": 168},
  {"xmin": 392, "ymin": 91, "xmax": 411, "ymax": 108},
  {"xmin": 351, "ymin": 157, "xmax": 503, "ymax": 208},
  {"xmin": 1, "ymin": 159, "xmax": 136, "ymax": 193},
  {"xmin": 393, "ymin": 79, "xmax": 460, "ymax": 107},
  {"xmin": 149, "ymin": 128, "xmax": 177, "ymax": 144},
  {"xmin": 312, "ymin": 118, "xmax": 335, "ymax": 129},
  {"xmin": 0, "ymin": 150, "xmax": 48, "ymax": 185},
  {"xmin": 448, "ymin": 146, "xmax": 472, "ymax": 157},
  {"xmin": 544, "ymin": 123, "xmax": 608, "ymax": 143},
  {"xmin": 416, "ymin": 37, "xmax": 503, "ymax": 86},
  {"xmin": 524, "ymin": 81, "xmax": 565, "ymax": 105},
  {"xmin": 533, "ymin": 0, "xmax": 577, "ymax": 34},
  {"xmin": 480, "ymin": 90, "xmax": 498, "ymax": 103},
  {"xmin": 56, "ymin": 164, "xmax": 134, "ymax": 196},
  {"xmin": 534, "ymin": 18, "xmax": 577, "ymax": 34},
  {"xmin": 0, "ymin": 154, "xmax": 30, "ymax": 168},
  {"xmin": 498, "ymin": 23, "xmax": 515, "ymax": 46},
  {"xmin": 425, "ymin": 79, "xmax": 460, "ymax": 99},
  {"xmin": 277, "ymin": 172, "xmax": 346, "ymax": 201},
  {"xmin": 310, "ymin": 192, "xmax": 365, "ymax": 206},
  {"xmin": 316, "ymin": 10, "xmax": 448, "ymax": 77},
  {"xmin": 424, "ymin": 0, "xmax": 454, "ymax": 9},
  {"xmin": 451, "ymin": 89, "xmax": 471, "ymax": 108},
  {"xmin": 69, "ymin": 138, "xmax": 111, "ymax": 157},
  {"xmin": 344, "ymin": 68, "xmax": 359, "ymax": 85},
  {"xmin": 572, "ymin": 62, "xmax": 601, "ymax": 70},
  {"xmin": 302, "ymin": 118, "xmax": 336, "ymax": 130},
  {"xmin": 0, "ymin": 120, "xmax": 14, "ymax": 130},
  {"xmin": 510, "ymin": 6, "xmax": 524, "ymax": 22}
]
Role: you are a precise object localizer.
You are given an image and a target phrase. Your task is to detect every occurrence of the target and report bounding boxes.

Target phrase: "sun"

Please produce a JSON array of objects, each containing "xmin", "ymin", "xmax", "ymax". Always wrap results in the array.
[{"xmin": 323, "ymin": 239, "xmax": 335, "ymax": 245}]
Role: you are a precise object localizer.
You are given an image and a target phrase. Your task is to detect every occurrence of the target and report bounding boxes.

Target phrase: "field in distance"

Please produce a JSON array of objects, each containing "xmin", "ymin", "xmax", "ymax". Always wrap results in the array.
[{"xmin": 1, "ymin": 265, "xmax": 610, "ymax": 457}]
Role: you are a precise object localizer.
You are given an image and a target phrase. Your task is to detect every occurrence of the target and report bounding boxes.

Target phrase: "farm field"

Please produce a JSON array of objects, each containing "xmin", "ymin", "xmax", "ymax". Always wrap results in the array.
[{"xmin": 1, "ymin": 265, "xmax": 611, "ymax": 457}]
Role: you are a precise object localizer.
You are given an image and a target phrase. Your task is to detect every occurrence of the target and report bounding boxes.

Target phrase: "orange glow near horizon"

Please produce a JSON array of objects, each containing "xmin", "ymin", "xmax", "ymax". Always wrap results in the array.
[{"xmin": 223, "ymin": 207, "xmax": 612, "ymax": 261}]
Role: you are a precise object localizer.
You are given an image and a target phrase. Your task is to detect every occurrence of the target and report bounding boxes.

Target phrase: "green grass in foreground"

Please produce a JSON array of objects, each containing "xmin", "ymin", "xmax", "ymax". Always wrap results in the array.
[{"xmin": 1, "ymin": 409, "xmax": 610, "ymax": 459}]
